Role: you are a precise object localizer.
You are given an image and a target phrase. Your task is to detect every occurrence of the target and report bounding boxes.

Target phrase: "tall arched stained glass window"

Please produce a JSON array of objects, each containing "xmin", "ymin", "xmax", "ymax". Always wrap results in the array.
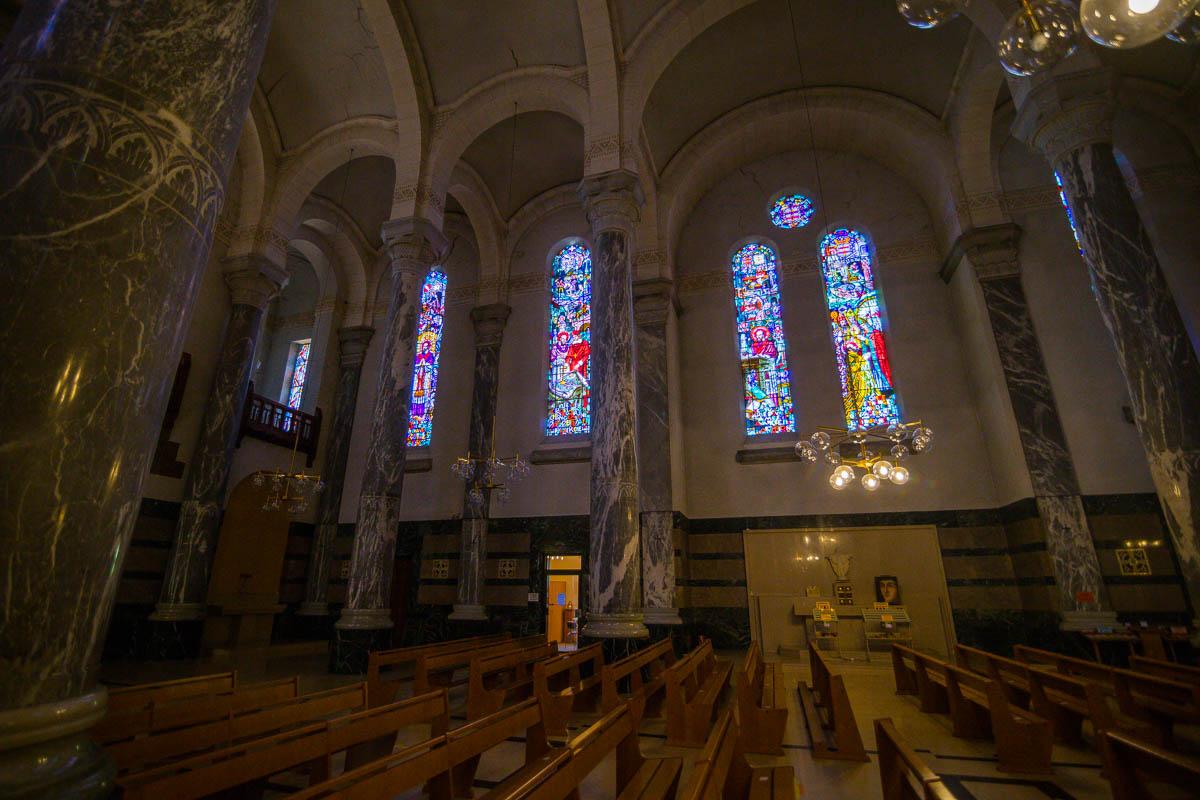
[
  {"xmin": 286, "ymin": 340, "xmax": 311, "ymax": 410},
  {"xmin": 731, "ymin": 243, "xmax": 795, "ymax": 436},
  {"xmin": 1054, "ymin": 171, "xmax": 1084, "ymax": 255},
  {"xmin": 818, "ymin": 229, "xmax": 900, "ymax": 431},
  {"xmin": 406, "ymin": 269, "xmax": 448, "ymax": 447},
  {"xmin": 545, "ymin": 242, "xmax": 592, "ymax": 436}
]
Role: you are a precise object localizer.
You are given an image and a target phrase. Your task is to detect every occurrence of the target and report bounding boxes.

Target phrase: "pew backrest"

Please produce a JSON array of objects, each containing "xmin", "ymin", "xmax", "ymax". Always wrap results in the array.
[
  {"xmin": 106, "ymin": 671, "xmax": 237, "ymax": 714},
  {"xmin": 874, "ymin": 718, "xmax": 955, "ymax": 800},
  {"xmin": 600, "ymin": 637, "xmax": 675, "ymax": 711},
  {"xmin": 1129, "ymin": 655, "xmax": 1200, "ymax": 687},
  {"xmin": 367, "ymin": 633, "xmax": 512, "ymax": 706},
  {"xmin": 414, "ymin": 634, "xmax": 547, "ymax": 693},
  {"xmin": 677, "ymin": 709, "xmax": 749, "ymax": 800},
  {"xmin": 1101, "ymin": 729, "xmax": 1200, "ymax": 800}
]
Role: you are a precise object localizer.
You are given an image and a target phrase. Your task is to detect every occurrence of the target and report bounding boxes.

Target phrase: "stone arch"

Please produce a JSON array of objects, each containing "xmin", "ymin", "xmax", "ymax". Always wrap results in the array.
[
  {"xmin": 659, "ymin": 88, "xmax": 970, "ymax": 265},
  {"xmin": 505, "ymin": 183, "xmax": 582, "ymax": 269},
  {"xmin": 299, "ymin": 197, "xmax": 377, "ymax": 328},
  {"xmin": 447, "ymin": 161, "xmax": 505, "ymax": 300}
]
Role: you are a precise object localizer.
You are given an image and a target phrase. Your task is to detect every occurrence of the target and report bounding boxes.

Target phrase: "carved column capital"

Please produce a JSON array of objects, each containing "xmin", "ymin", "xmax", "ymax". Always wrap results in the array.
[
  {"xmin": 337, "ymin": 326, "xmax": 374, "ymax": 367},
  {"xmin": 941, "ymin": 223, "xmax": 1023, "ymax": 284},
  {"xmin": 470, "ymin": 303, "xmax": 511, "ymax": 348},
  {"xmin": 633, "ymin": 278, "xmax": 676, "ymax": 327},
  {"xmin": 1013, "ymin": 69, "xmax": 1115, "ymax": 167},
  {"xmin": 381, "ymin": 217, "xmax": 449, "ymax": 279},
  {"xmin": 221, "ymin": 254, "xmax": 288, "ymax": 309},
  {"xmin": 578, "ymin": 169, "xmax": 644, "ymax": 236}
]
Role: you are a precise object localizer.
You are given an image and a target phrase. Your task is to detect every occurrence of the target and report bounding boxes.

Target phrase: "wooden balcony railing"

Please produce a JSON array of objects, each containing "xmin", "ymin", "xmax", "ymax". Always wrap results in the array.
[{"xmin": 238, "ymin": 382, "xmax": 323, "ymax": 467}]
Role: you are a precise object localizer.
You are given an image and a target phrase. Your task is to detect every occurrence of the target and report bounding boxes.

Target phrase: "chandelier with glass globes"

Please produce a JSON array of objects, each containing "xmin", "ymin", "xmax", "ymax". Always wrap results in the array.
[
  {"xmin": 897, "ymin": 1, "xmax": 1200, "ymax": 77},
  {"xmin": 795, "ymin": 421, "xmax": 934, "ymax": 492}
]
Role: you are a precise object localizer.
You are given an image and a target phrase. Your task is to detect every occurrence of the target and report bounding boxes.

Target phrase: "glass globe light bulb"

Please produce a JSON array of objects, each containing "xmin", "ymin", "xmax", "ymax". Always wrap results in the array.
[
  {"xmin": 872, "ymin": 460, "xmax": 893, "ymax": 478},
  {"xmin": 862, "ymin": 472, "xmax": 881, "ymax": 491},
  {"xmin": 824, "ymin": 449, "xmax": 842, "ymax": 465},
  {"xmin": 811, "ymin": 431, "xmax": 832, "ymax": 451},
  {"xmin": 795, "ymin": 441, "xmax": 818, "ymax": 462},
  {"xmin": 891, "ymin": 444, "xmax": 910, "ymax": 460},
  {"xmin": 1082, "ymin": 0, "xmax": 1200, "ymax": 48},
  {"xmin": 997, "ymin": 0, "xmax": 1081, "ymax": 76},
  {"xmin": 1166, "ymin": 7, "xmax": 1200, "ymax": 40},
  {"xmin": 829, "ymin": 471, "xmax": 849, "ymax": 490},
  {"xmin": 837, "ymin": 465, "xmax": 856, "ymax": 482},
  {"xmin": 890, "ymin": 465, "xmax": 911, "ymax": 485},
  {"xmin": 252, "ymin": 473, "xmax": 265, "ymax": 487},
  {"xmin": 896, "ymin": 0, "xmax": 966, "ymax": 29}
]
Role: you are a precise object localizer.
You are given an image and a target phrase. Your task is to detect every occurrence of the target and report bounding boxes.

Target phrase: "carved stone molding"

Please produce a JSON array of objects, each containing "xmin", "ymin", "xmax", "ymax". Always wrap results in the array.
[
  {"xmin": 940, "ymin": 223, "xmax": 1023, "ymax": 284},
  {"xmin": 381, "ymin": 217, "xmax": 449, "ymax": 277},
  {"xmin": 337, "ymin": 326, "xmax": 374, "ymax": 367},
  {"xmin": 633, "ymin": 278, "xmax": 676, "ymax": 327},
  {"xmin": 470, "ymin": 303, "xmax": 511, "ymax": 348},
  {"xmin": 578, "ymin": 169, "xmax": 644, "ymax": 235},
  {"xmin": 222, "ymin": 255, "xmax": 289, "ymax": 309},
  {"xmin": 1013, "ymin": 69, "xmax": 1116, "ymax": 167}
]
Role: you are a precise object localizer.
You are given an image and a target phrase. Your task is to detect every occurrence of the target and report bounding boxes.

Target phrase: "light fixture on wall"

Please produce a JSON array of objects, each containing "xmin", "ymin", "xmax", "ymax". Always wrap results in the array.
[
  {"xmin": 795, "ymin": 422, "xmax": 933, "ymax": 491},
  {"xmin": 451, "ymin": 419, "xmax": 530, "ymax": 505},
  {"xmin": 254, "ymin": 422, "xmax": 324, "ymax": 513}
]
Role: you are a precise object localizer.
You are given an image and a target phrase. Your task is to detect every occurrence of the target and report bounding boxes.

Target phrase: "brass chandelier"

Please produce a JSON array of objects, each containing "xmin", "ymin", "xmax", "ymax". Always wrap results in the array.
[
  {"xmin": 253, "ymin": 418, "xmax": 324, "ymax": 513},
  {"xmin": 795, "ymin": 421, "xmax": 933, "ymax": 491}
]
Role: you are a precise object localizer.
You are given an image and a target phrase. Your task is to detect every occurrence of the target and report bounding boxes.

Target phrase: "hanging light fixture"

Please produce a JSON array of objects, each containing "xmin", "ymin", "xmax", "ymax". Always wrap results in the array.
[
  {"xmin": 997, "ymin": 0, "xmax": 1081, "ymax": 75},
  {"xmin": 896, "ymin": 0, "xmax": 969, "ymax": 29},
  {"xmin": 798, "ymin": 422, "xmax": 933, "ymax": 492},
  {"xmin": 1081, "ymin": 0, "xmax": 1200, "ymax": 48},
  {"xmin": 451, "ymin": 419, "xmax": 530, "ymax": 505},
  {"xmin": 1165, "ymin": 6, "xmax": 1200, "ymax": 39},
  {"xmin": 254, "ymin": 421, "xmax": 324, "ymax": 513}
]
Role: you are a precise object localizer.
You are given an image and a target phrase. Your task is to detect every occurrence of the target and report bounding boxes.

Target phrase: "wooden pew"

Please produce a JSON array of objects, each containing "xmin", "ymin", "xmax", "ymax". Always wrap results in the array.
[
  {"xmin": 1101, "ymin": 728, "xmax": 1200, "ymax": 800},
  {"xmin": 893, "ymin": 644, "xmax": 950, "ymax": 714},
  {"xmin": 532, "ymin": 642, "xmax": 604, "ymax": 737},
  {"xmin": 677, "ymin": 709, "xmax": 797, "ymax": 800},
  {"xmin": 467, "ymin": 642, "xmax": 560, "ymax": 721},
  {"xmin": 288, "ymin": 696, "xmax": 558, "ymax": 800},
  {"xmin": 413, "ymin": 634, "xmax": 548, "ymax": 695},
  {"xmin": 1130, "ymin": 655, "xmax": 1200, "ymax": 687},
  {"xmin": 106, "ymin": 671, "xmax": 237, "ymax": 713},
  {"xmin": 943, "ymin": 664, "xmax": 1053, "ymax": 775},
  {"xmin": 735, "ymin": 640, "xmax": 788, "ymax": 755},
  {"xmin": 891, "ymin": 644, "xmax": 918, "ymax": 695},
  {"xmin": 118, "ymin": 689, "xmax": 450, "ymax": 800},
  {"xmin": 798, "ymin": 644, "xmax": 867, "ymax": 761},
  {"xmin": 955, "ymin": 644, "xmax": 1032, "ymax": 708},
  {"xmin": 366, "ymin": 632, "xmax": 512, "ymax": 707},
  {"xmin": 481, "ymin": 700, "xmax": 683, "ymax": 800},
  {"xmin": 95, "ymin": 675, "xmax": 298, "ymax": 745},
  {"xmin": 600, "ymin": 638, "xmax": 675, "ymax": 716},
  {"xmin": 663, "ymin": 639, "xmax": 733, "ymax": 748},
  {"xmin": 874, "ymin": 718, "xmax": 956, "ymax": 800},
  {"xmin": 108, "ymin": 682, "xmax": 368, "ymax": 774}
]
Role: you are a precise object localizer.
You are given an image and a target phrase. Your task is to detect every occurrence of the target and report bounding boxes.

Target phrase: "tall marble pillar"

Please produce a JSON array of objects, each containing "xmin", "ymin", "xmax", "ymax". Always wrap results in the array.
[
  {"xmin": 953, "ymin": 225, "xmax": 1111, "ymax": 628},
  {"xmin": 634, "ymin": 280, "xmax": 682, "ymax": 626},
  {"xmin": 153, "ymin": 260, "xmax": 286, "ymax": 629},
  {"xmin": 579, "ymin": 170, "xmax": 648, "ymax": 640},
  {"xmin": 1016, "ymin": 71, "xmax": 1200, "ymax": 612},
  {"xmin": 451, "ymin": 304, "xmax": 512, "ymax": 622},
  {"xmin": 0, "ymin": 1, "xmax": 275, "ymax": 795},
  {"xmin": 298, "ymin": 326, "xmax": 375, "ymax": 616},
  {"xmin": 333, "ymin": 219, "xmax": 446, "ymax": 670}
]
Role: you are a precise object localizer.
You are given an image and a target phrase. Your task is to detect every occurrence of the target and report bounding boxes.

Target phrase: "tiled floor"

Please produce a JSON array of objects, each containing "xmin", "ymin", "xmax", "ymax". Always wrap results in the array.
[{"xmin": 100, "ymin": 647, "xmax": 1130, "ymax": 798}]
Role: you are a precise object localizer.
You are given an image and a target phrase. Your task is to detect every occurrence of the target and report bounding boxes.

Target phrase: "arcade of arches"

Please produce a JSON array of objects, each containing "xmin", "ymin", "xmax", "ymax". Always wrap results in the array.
[{"xmin": 2, "ymin": 1, "xmax": 1199, "ymax": 798}]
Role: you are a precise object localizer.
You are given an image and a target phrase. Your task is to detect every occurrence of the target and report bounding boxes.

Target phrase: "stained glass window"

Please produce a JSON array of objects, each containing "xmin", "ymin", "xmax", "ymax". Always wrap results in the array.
[
  {"xmin": 818, "ymin": 229, "xmax": 901, "ymax": 430},
  {"xmin": 769, "ymin": 193, "xmax": 815, "ymax": 229},
  {"xmin": 1054, "ymin": 171, "xmax": 1084, "ymax": 255},
  {"xmin": 545, "ymin": 243, "xmax": 592, "ymax": 436},
  {"xmin": 731, "ymin": 243, "xmax": 795, "ymax": 435},
  {"xmin": 406, "ymin": 269, "xmax": 448, "ymax": 447},
  {"xmin": 286, "ymin": 340, "xmax": 311, "ymax": 410}
]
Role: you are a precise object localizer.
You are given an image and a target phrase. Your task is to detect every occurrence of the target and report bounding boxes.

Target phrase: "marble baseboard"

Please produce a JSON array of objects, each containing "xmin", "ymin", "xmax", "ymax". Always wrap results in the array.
[
  {"xmin": 329, "ymin": 627, "xmax": 391, "ymax": 674},
  {"xmin": 143, "ymin": 619, "xmax": 204, "ymax": 660}
]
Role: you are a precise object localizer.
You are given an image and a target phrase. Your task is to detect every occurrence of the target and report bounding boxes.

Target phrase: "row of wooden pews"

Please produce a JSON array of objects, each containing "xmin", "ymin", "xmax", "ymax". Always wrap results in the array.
[
  {"xmin": 664, "ymin": 638, "xmax": 734, "ymax": 747},
  {"xmin": 365, "ymin": 631, "xmax": 518, "ymax": 706},
  {"xmin": 874, "ymin": 717, "xmax": 954, "ymax": 800},
  {"xmin": 735, "ymin": 641, "xmax": 788, "ymax": 755},
  {"xmin": 798, "ymin": 644, "xmax": 867, "ymax": 761}
]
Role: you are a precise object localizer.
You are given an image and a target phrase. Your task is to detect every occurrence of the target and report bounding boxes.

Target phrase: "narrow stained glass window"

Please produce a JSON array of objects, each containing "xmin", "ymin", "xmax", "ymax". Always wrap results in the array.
[
  {"xmin": 545, "ymin": 242, "xmax": 591, "ymax": 436},
  {"xmin": 770, "ymin": 193, "xmax": 815, "ymax": 229},
  {"xmin": 407, "ymin": 269, "xmax": 448, "ymax": 447},
  {"xmin": 818, "ymin": 229, "xmax": 901, "ymax": 430},
  {"xmin": 287, "ymin": 340, "xmax": 311, "ymax": 410},
  {"xmin": 731, "ymin": 243, "xmax": 795, "ymax": 436},
  {"xmin": 1054, "ymin": 171, "xmax": 1084, "ymax": 255}
]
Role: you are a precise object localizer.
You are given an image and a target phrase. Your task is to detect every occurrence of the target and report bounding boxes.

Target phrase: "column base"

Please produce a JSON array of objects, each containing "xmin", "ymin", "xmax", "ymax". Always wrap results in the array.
[
  {"xmin": 334, "ymin": 607, "xmax": 394, "ymax": 630},
  {"xmin": 581, "ymin": 611, "xmax": 649, "ymax": 640},
  {"xmin": 148, "ymin": 601, "xmax": 205, "ymax": 621},
  {"xmin": 296, "ymin": 602, "xmax": 331, "ymax": 617},
  {"xmin": 1059, "ymin": 610, "xmax": 1119, "ymax": 631},
  {"xmin": 143, "ymin": 618, "xmax": 204, "ymax": 660},
  {"xmin": 643, "ymin": 606, "xmax": 683, "ymax": 625},
  {"xmin": 448, "ymin": 604, "xmax": 488, "ymax": 621},
  {"xmin": 330, "ymin": 626, "xmax": 392, "ymax": 675},
  {"xmin": 0, "ymin": 688, "xmax": 113, "ymax": 799}
]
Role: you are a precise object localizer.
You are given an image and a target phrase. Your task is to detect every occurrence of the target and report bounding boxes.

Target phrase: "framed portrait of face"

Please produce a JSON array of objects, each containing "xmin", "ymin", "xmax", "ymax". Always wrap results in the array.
[{"xmin": 875, "ymin": 575, "xmax": 900, "ymax": 605}]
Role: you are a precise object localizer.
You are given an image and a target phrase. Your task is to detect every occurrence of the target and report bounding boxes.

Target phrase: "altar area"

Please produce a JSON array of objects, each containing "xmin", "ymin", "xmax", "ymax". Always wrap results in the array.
[{"xmin": 744, "ymin": 526, "xmax": 955, "ymax": 660}]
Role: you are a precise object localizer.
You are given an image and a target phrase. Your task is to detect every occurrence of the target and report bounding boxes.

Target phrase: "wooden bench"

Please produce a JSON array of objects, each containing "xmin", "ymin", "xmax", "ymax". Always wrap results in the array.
[
  {"xmin": 891, "ymin": 644, "xmax": 918, "ymax": 696},
  {"xmin": 1101, "ymin": 728, "xmax": 1200, "ymax": 800},
  {"xmin": 118, "ymin": 689, "xmax": 450, "ymax": 800},
  {"xmin": 532, "ymin": 642, "xmax": 604, "ymax": 737},
  {"xmin": 600, "ymin": 637, "xmax": 675, "ymax": 716},
  {"xmin": 874, "ymin": 718, "xmax": 956, "ymax": 800},
  {"xmin": 287, "ymin": 695, "xmax": 558, "ymax": 800},
  {"xmin": 366, "ymin": 633, "xmax": 512, "ymax": 707},
  {"xmin": 664, "ymin": 639, "xmax": 733, "ymax": 748},
  {"xmin": 107, "ymin": 681, "xmax": 368, "ymax": 774},
  {"xmin": 480, "ymin": 700, "xmax": 682, "ymax": 800},
  {"xmin": 955, "ymin": 644, "xmax": 1032, "ymax": 708},
  {"xmin": 106, "ymin": 671, "xmax": 237, "ymax": 713},
  {"xmin": 943, "ymin": 664, "xmax": 1052, "ymax": 775},
  {"xmin": 893, "ymin": 644, "xmax": 950, "ymax": 714},
  {"xmin": 95, "ymin": 675, "xmax": 298, "ymax": 745},
  {"xmin": 413, "ymin": 634, "xmax": 547, "ymax": 695},
  {"xmin": 735, "ymin": 641, "xmax": 788, "ymax": 755},
  {"xmin": 797, "ymin": 644, "xmax": 866, "ymax": 761},
  {"xmin": 467, "ymin": 642, "xmax": 560, "ymax": 721},
  {"xmin": 678, "ymin": 708, "xmax": 797, "ymax": 799},
  {"xmin": 1130, "ymin": 655, "xmax": 1200, "ymax": 687}
]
